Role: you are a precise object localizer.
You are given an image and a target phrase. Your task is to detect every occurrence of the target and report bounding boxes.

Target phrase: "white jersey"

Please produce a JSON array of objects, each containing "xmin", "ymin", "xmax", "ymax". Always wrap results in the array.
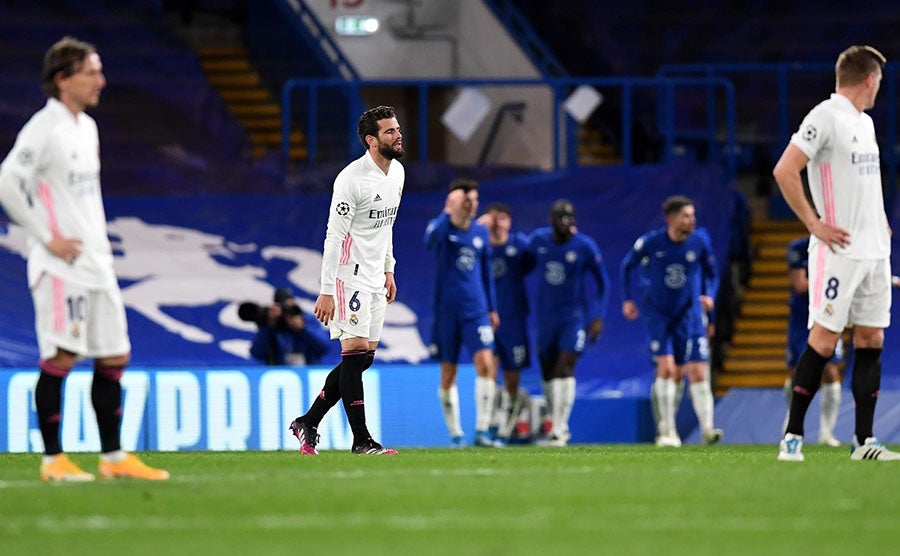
[
  {"xmin": 790, "ymin": 93, "xmax": 890, "ymax": 259},
  {"xmin": 0, "ymin": 98, "xmax": 117, "ymax": 289},
  {"xmin": 320, "ymin": 150, "xmax": 404, "ymax": 295}
]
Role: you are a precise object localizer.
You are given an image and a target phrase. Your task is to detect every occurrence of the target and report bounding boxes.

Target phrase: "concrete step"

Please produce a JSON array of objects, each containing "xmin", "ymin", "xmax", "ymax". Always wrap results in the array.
[
  {"xmin": 208, "ymin": 73, "xmax": 262, "ymax": 87},
  {"xmin": 249, "ymin": 130, "xmax": 303, "ymax": 145},
  {"xmin": 229, "ymin": 103, "xmax": 281, "ymax": 116},
  {"xmin": 752, "ymin": 260, "xmax": 788, "ymax": 275},
  {"xmin": 252, "ymin": 145, "xmax": 307, "ymax": 159},
  {"xmin": 743, "ymin": 290, "xmax": 788, "ymax": 303},
  {"xmin": 758, "ymin": 245, "xmax": 792, "ymax": 260},
  {"xmin": 715, "ymin": 372, "xmax": 786, "ymax": 389},
  {"xmin": 754, "ymin": 231, "xmax": 806, "ymax": 246},
  {"xmin": 201, "ymin": 58, "xmax": 252, "ymax": 72},
  {"xmin": 724, "ymin": 358, "xmax": 786, "ymax": 373},
  {"xmin": 196, "ymin": 45, "xmax": 249, "ymax": 58},
  {"xmin": 751, "ymin": 219, "xmax": 806, "ymax": 233},
  {"xmin": 220, "ymin": 89, "xmax": 272, "ymax": 102},
  {"xmin": 732, "ymin": 330, "xmax": 786, "ymax": 347},
  {"xmin": 748, "ymin": 275, "xmax": 790, "ymax": 289},
  {"xmin": 728, "ymin": 346, "xmax": 786, "ymax": 358},
  {"xmin": 740, "ymin": 303, "xmax": 789, "ymax": 318}
]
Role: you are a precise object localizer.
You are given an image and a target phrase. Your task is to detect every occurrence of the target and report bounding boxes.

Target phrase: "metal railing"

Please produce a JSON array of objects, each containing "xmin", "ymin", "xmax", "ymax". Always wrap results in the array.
[
  {"xmin": 658, "ymin": 62, "xmax": 899, "ymax": 189},
  {"xmin": 281, "ymin": 76, "xmax": 736, "ymax": 177}
]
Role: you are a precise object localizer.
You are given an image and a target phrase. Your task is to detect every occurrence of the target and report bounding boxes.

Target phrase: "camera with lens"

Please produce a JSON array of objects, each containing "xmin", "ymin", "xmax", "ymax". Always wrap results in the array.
[{"xmin": 238, "ymin": 287, "xmax": 302, "ymax": 328}]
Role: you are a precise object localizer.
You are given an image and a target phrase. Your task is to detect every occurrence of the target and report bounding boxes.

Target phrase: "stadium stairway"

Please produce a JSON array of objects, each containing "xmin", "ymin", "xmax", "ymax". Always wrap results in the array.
[
  {"xmin": 578, "ymin": 128, "xmax": 620, "ymax": 166},
  {"xmin": 196, "ymin": 45, "xmax": 306, "ymax": 161},
  {"xmin": 716, "ymin": 218, "xmax": 806, "ymax": 393}
]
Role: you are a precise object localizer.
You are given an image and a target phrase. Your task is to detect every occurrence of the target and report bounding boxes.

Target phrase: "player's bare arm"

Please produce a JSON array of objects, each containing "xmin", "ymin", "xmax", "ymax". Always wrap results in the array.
[
  {"xmin": 789, "ymin": 267, "xmax": 808, "ymax": 295},
  {"xmin": 699, "ymin": 295, "xmax": 714, "ymax": 313},
  {"xmin": 313, "ymin": 294, "xmax": 335, "ymax": 325},
  {"xmin": 588, "ymin": 317, "xmax": 603, "ymax": 342},
  {"xmin": 773, "ymin": 144, "xmax": 850, "ymax": 251},
  {"xmin": 384, "ymin": 272, "xmax": 397, "ymax": 304},
  {"xmin": 622, "ymin": 300, "xmax": 639, "ymax": 321},
  {"xmin": 475, "ymin": 212, "xmax": 493, "ymax": 227},
  {"xmin": 489, "ymin": 311, "xmax": 500, "ymax": 330}
]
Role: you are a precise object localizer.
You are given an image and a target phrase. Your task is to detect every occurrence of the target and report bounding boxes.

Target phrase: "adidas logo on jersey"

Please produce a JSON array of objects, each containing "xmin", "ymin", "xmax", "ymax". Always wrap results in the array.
[{"xmin": 374, "ymin": 194, "xmax": 383, "ymax": 202}]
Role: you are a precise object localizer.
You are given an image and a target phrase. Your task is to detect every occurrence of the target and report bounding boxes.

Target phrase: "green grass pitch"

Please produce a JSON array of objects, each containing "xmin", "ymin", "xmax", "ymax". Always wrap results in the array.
[{"xmin": 2, "ymin": 444, "xmax": 899, "ymax": 555}]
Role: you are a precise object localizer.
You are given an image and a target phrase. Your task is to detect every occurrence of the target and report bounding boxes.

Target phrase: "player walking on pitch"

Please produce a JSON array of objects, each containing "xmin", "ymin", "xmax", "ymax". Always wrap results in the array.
[
  {"xmin": 528, "ymin": 200, "xmax": 609, "ymax": 446},
  {"xmin": 620, "ymin": 196, "xmax": 722, "ymax": 447},
  {"xmin": 289, "ymin": 106, "xmax": 404, "ymax": 455},
  {"xmin": 425, "ymin": 179, "xmax": 500, "ymax": 448}
]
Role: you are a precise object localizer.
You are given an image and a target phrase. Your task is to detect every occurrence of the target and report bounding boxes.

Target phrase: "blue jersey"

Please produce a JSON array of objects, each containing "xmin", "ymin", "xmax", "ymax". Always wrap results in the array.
[
  {"xmin": 786, "ymin": 237, "xmax": 809, "ymax": 320},
  {"xmin": 489, "ymin": 232, "xmax": 535, "ymax": 370},
  {"xmin": 424, "ymin": 212, "xmax": 497, "ymax": 318},
  {"xmin": 489, "ymin": 232, "xmax": 535, "ymax": 321},
  {"xmin": 620, "ymin": 227, "xmax": 719, "ymax": 320},
  {"xmin": 528, "ymin": 228, "xmax": 609, "ymax": 326}
]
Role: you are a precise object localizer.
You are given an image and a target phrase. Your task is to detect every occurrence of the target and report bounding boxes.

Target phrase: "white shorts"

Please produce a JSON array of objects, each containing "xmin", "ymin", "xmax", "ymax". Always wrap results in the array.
[
  {"xmin": 807, "ymin": 245, "xmax": 891, "ymax": 332},
  {"xmin": 31, "ymin": 273, "xmax": 131, "ymax": 360},
  {"xmin": 328, "ymin": 279, "xmax": 387, "ymax": 342}
]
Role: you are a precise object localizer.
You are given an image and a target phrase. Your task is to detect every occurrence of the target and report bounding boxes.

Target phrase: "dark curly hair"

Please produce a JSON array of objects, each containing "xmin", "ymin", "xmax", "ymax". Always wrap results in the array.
[{"xmin": 357, "ymin": 105, "xmax": 397, "ymax": 148}]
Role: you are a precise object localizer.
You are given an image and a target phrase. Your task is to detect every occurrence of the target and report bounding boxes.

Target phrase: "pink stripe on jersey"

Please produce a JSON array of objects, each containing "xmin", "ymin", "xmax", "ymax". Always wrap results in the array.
[
  {"xmin": 811, "ymin": 242, "xmax": 828, "ymax": 310},
  {"xmin": 37, "ymin": 181, "xmax": 60, "ymax": 235},
  {"xmin": 340, "ymin": 234, "xmax": 353, "ymax": 264},
  {"xmin": 52, "ymin": 276, "xmax": 65, "ymax": 332},
  {"xmin": 819, "ymin": 163, "xmax": 836, "ymax": 226},
  {"xmin": 336, "ymin": 278, "xmax": 346, "ymax": 321}
]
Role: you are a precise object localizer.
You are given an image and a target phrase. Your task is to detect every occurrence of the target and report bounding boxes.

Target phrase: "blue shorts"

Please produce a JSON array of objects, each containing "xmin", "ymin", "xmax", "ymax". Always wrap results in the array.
[
  {"xmin": 495, "ymin": 315, "xmax": 530, "ymax": 371},
  {"xmin": 537, "ymin": 317, "xmax": 586, "ymax": 364},
  {"xmin": 642, "ymin": 307, "xmax": 708, "ymax": 365},
  {"xmin": 786, "ymin": 315, "xmax": 843, "ymax": 367},
  {"xmin": 431, "ymin": 310, "xmax": 495, "ymax": 364}
]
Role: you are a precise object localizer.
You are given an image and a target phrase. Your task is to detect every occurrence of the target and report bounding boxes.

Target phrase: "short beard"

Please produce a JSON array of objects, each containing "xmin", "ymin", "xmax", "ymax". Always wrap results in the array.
[{"xmin": 378, "ymin": 142, "xmax": 403, "ymax": 160}]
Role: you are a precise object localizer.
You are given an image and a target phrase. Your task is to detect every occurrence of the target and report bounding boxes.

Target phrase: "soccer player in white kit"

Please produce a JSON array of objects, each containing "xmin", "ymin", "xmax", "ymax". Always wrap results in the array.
[
  {"xmin": 289, "ymin": 106, "xmax": 403, "ymax": 455},
  {"xmin": 0, "ymin": 37, "xmax": 169, "ymax": 480},
  {"xmin": 773, "ymin": 45, "xmax": 899, "ymax": 461}
]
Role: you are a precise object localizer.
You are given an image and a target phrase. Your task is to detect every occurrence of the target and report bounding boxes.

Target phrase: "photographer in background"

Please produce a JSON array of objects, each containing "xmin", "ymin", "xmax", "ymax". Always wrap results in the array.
[{"xmin": 241, "ymin": 287, "xmax": 331, "ymax": 366}]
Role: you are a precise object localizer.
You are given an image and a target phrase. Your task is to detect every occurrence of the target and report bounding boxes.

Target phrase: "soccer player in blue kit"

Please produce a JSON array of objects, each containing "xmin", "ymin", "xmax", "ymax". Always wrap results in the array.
[
  {"xmin": 528, "ymin": 199, "xmax": 609, "ymax": 446},
  {"xmin": 784, "ymin": 236, "xmax": 843, "ymax": 446},
  {"xmin": 425, "ymin": 179, "xmax": 500, "ymax": 447},
  {"xmin": 479, "ymin": 203, "xmax": 535, "ymax": 443},
  {"xmin": 620, "ymin": 196, "xmax": 723, "ymax": 447}
]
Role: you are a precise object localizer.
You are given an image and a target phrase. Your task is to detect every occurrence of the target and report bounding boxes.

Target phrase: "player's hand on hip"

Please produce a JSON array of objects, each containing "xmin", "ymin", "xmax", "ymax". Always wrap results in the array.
[
  {"xmin": 314, "ymin": 294, "xmax": 335, "ymax": 325},
  {"xmin": 384, "ymin": 272, "xmax": 397, "ymax": 304},
  {"xmin": 46, "ymin": 234, "xmax": 82, "ymax": 264},
  {"xmin": 810, "ymin": 220, "xmax": 850, "ymax": 252}
]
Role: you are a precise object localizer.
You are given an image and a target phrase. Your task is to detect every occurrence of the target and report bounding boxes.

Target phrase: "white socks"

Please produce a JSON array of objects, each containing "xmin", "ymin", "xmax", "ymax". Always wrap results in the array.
[
  {"xmin": 654, "ymin": 377, "xmax": 676, "ymax": 435},
  {"xmin": 474, "ymin": 377, "xmax": 497, "ymax": 432},
  {"xmin": 689, "ymin": 380, "xmax": 715, "ymax": 433},
  {"xmin": 550, "ymin": 377, "xmax": 576, "ymax": 437},
  {"xmin": 652, "ymin": 379, "xmax": 685, "ymax": 431},
  {"xmin": 438, "ymin": 385, "xmax": 463, "ymax": 438},
  {"xmin": 819, "ymin": 381, "xmax": 841, "ymax": 439}
]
